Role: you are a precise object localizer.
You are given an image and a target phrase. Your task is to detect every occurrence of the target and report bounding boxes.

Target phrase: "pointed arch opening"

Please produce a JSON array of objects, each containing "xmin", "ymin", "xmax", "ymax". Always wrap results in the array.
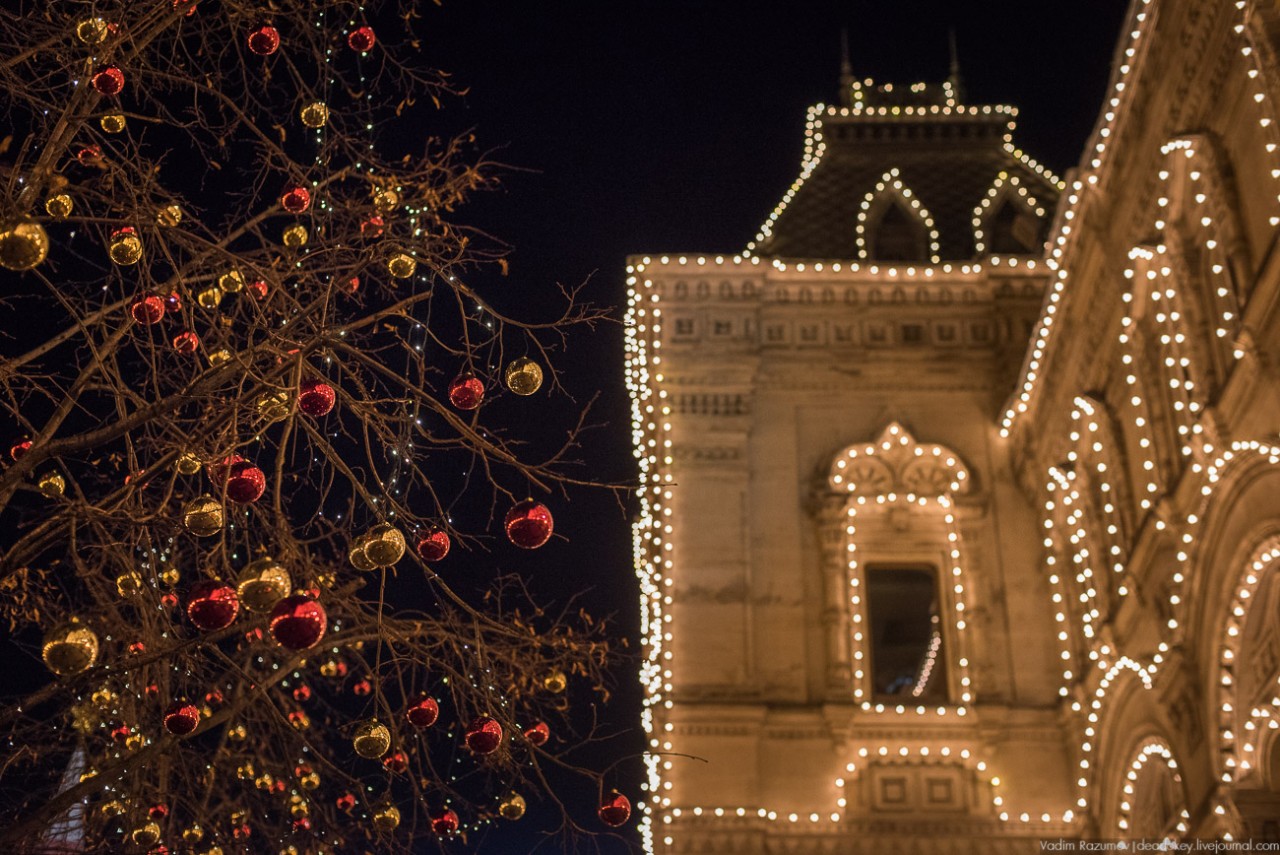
[
  {"xmin": 974, "ymin": 172, "xmax": 1048, "ymax": 255},
  {"xmin": 857, "ymin": 170, "xmax": 941, "ymax": 263}
]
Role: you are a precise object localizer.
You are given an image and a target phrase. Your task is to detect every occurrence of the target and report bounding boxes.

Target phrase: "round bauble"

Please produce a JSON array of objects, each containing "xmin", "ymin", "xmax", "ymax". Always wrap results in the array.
[
  {"xmin": 99, "ymin": 113, "xmax": 126, "ymax": 134},
  {"xmin": 504, "ymin": 500, "xmax": 554, "ymax": 549},
  {"xmin": 37, "ymin": 471, "xmax": 65, "ymax": 498},
  {"xmin": 218, "ymin": 270, "xmax": 245, "ymax": 293},
  {"xmin": 248, "ymin": 279, "xmax": 268, "ymax": 299},
  {"xmin": 186, "ymin": 580, "xmax": 239, "ymax": 631},
  {"xmin": 372, "ymin": 804, "xmax": 399, "ymax": 832},
  {"xmin": 348, "ymin": 538, "xmax": 376, "ymax": 571},
  {"xmin": 282, "ymin": 224, "xmax": 307, "ymax": 248},
  {"xmin": 504, "ymin": 357, "xmax": 544, "ymax": 396},
  {"xmin": 163, "ymin": 701, "xmax": 200, "ymax": 735},
  {"xmin": 598, "ymin": 791, "xmax": 631, "ymax": 827},
  {"xmin": 9, "ymin": 439, "xmax": 31, "ymax": 460},
  {"xmin": 224, "ymin": 459, "xmax": 265, "ymax": 503},
  {"xmin": 363, "ymin": 523, "xmax": 405, "ymax": 567},
  {"xmin": 76, "ymin": 145, "xmax": 102, "ymax": 166},
  {"xmin": 430, "ymin": 808, "xmax": 459, "ymax": 836},
  {"xmin": 361, "ymin": 215, "xmax": 384, "ymax": 238},
  {"xmin": 543, "ymin": 670, "xmax": 568, "ymax": 694},
  {"xmin": 172, "ymin": 330, "xmax": 200, "ymax": 354},
  {"xmin": 347, "ymin": 26, "xmax": 376, "ymax": 53},
  {"xmin": 196, "ymin": 286, "xmax": 223, "ymax": 309},
  {"xmin": 386, "ymin": 252, "xmax": 416, "ymax": 279},
  {"xmin": 131, "ymin": 823, "xmax": 161, "ymax": 847},
  {"xmin": 157, "ymin": 204, "xmax": 182, "ymax": 227},
  {"xmin": 91, "ymin": 65, "xmax": 125, "ymax": 96},
  {"xmin": 42, "ymin": 620, "xmax": 99, "ymax": 676},
  {"xmin": 524, "ymin": 720, "xmax": 550, "ymax": 747},
  {"xmin": 300, "ymin": 101, "xmax": 328, "ymax": 128},
  {"xmin": 175, "ymin": 452, "xmax": 201, "ymax": 475},
  {"xmin": 373, "ymin": 187, "xmax": 399, "ymax": 213},
  {"xmin": 115, "ymin": 571, "xmax": 143, "ymax": 597},
  {"xmin": 108, "ymin": 227, "xmax": 142, "ymax": 265},
  {"xmin": 382, "ymin": 750, "xmax": 408, "ymax": 773},
  {"xmin": 415, "ymin": 528, "xmax": 450, "ymax": 562},
  {"xmin": 256, "ymin": 390, "xmax": 291, "ymax": 423},
  {"xmin": 499, "ymin": 792, "xmax": 527, "ymax": 821},
  {"xmin": 236, "ymin": 558, "xmax": 290, "ymax": 613},
  {"xmin": 448, "ymin": 375, "xmax": 485, "ymax": 410},
  {"xmin": 130, "ymin": 294, "xmax": 166, "ymax": 325},
  {"xmin": 298, "ymin": 378, "xmax": 335, "ymax": 416},
  {"xmin": 465, "ymin": 715, "xmax": 503, "ymax": 755},
  {"xmin": 281, "ymin": 185, "xmax": 311, "ymax": 213},
  {"xmin": 76, "ymin": 17, "xmax": 109, "ymax": 45},
  {"xmin": 247, "ymin": 24, "xmax": 280, "ymax": 55},
  {"xmin": 0, "ymin": 218, "xmax": 49, "ymax": 271},
  {"xmin": 269, "ymin": 595, "xmax": 327, "ymax": 650},
  {"xmin": 352, "ymin": 719, "xmax": 391, "ymax": 758},
  {"xmin": 45, "ymin": 194, "xmax": 74, "ymax": 220},
  {"xmin": 405, "ymin": 696, "xmax": 439, "ymax": 729}
]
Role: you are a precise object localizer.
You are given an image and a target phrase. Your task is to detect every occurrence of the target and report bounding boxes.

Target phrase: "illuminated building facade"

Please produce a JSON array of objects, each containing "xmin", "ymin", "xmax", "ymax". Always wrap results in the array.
[{"xmin": 624, "ymin": 1, "xmax": 1280, "ymax": 851}]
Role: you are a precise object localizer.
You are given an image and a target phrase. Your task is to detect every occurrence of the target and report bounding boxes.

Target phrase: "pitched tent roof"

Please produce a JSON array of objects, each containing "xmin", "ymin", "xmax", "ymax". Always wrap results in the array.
[{"xmin": 747, "ymin": 78, "xmax": 1063, "ymax": 262}]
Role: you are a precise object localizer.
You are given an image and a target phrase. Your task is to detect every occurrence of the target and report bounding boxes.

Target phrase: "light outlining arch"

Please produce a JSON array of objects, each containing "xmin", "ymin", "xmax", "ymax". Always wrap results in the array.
[
  {"xmin": 973, "ymin": 171, "xmax": 1048, "ymax": 254},
  {"xmin": 855, "ymin": 169, "xmax": 942, "ymax": 264},
  {"xmin": 1115, "ymin": 737, "xmax": 1190, "ymax": 837},
  {"xmin": 1075, "ymin": 657, "xmax": 1156, "ymax": 814}
]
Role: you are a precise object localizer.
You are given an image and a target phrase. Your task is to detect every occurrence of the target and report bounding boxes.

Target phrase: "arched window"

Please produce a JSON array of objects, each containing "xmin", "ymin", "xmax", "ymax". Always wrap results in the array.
[
  {"xmin": 869, "ymin": 201, "xmax": 928, "ymax": 262},
  {"xmin": 988, "ymin": 198, "xmax": 1042, "ymax": 253}
]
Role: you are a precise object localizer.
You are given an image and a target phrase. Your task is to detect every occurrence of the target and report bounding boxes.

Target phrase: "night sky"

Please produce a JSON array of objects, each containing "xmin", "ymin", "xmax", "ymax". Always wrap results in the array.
[{"xmin": 416, "ymin": 1, "xmax": 1129, "ymax": 851}]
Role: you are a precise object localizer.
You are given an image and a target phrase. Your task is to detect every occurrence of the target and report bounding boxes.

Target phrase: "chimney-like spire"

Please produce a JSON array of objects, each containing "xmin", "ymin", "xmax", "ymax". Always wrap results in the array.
[
  {"xmin": 947, "ymin": 29, "xmax": 965, "ymax": 103},
  {"xmin": 839, "ymin": 28, "xmax": 855, "ymax": 107}
]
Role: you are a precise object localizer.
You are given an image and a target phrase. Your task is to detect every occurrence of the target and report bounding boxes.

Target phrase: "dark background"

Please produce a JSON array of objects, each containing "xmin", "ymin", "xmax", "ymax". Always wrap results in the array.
[{"xmin": 417, "ymin": 1, "xmax": 1130, "ymax": 851}]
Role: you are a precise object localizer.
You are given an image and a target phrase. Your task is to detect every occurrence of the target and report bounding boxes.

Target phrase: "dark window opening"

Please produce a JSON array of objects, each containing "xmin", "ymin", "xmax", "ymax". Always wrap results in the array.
[
  {"xmin": 866, "ymin": 566, "xmax": 948, "ymax": 701},
  {"xmin": 869, "ymin": 201, "xmax": 928, "ymax": 262},
  {"xmin": 989, "ymin": 199, "xmax": 1042, "ymax": 254},
  {"xmin": 901, "ymin": 324, "xmax": 925, "ymax": 344}
]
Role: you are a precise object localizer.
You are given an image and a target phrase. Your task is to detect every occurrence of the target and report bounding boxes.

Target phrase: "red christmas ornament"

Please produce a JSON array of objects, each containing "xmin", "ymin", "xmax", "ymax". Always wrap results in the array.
[
  {"xmin": 504, "ymin": 500, "xmax": 554, "ymax": 550},
  {"xmin": 9, "ymin": 439, "xmax": 31, "ymax": 461},
  {"xmin": 292, "ymin": 817, "xmax": 312, "ymax": 833},
  {"xmin": 598, "ymin": 791, "xmax": 631, "ymax": 827},
  {"xmin": 347, "ymin": 26, "xmax": 376, "ymax": 53},
  {"xmin": 336, "ymin": 793, "xmax": 356, "ymax": 812},
  {"xmin": 280, "ymin": 185, "xmax": 311, "ymax": 213},
  {"xmin": 110, "ymin": 725, "xmax": 131, "ymax": 743},
  {"xmin": 342, "ymin": 275, "xmax": 360, "ymax": 294},
  {"xmin": 172, "ymin": 331, "xmax": 200, "ymax": 354},
  {"xmin": 144, "ymin": 683, "xmax": 160, "ymax": 698},
  {"xmin": 76, "ymin": 145, "xmax": 102, "ymax": 166},
  {"xmin": 430, "ymin": 808, "xmax": 459, "ymax": 836},
  {"xmin": 360, "ymin": 216, "xmax": 384, "ymax": 239},
  {"xmin": 160, "ymin": 592, "xmax": 180, "ymax": 610},
  {"xmin": 352, "ymin": 678, "xmax": 372, "ymax": 697},
  {"xmin": 292, "ymin": 684, "xmax": 311, "ymax": 702},
  {"xmin": 129, "ymin": 641, "xmax": 147, "ymax": 655},
  {"xmin": 186, "ymin": 580, "xmax": 240, "ymax": 631},
  {"xmin": 243, "ymin": 627, "xmax": 264, "ymax": 645},
  {"xmin": 415, "ymin": 528, "xmax": 450, "ymax": 562},
  {"xmin": 224, "ymin": 459, "xmax": 265, "ymax": 503},
  {"xmin": 91, "ymin": 65, "xmax": 125, "ymax": 96},
  {"xmin": 172, "ymin": 0, "xmax": 198, "ymax": 17},
  {"xmin": 383, "ymin": 751, "xmax": 409, "ymax": 773},
  {"xmin": 464, "ymin": 716, "xmax": 503, "ymax": 755},
  {"xmin": 406, "ymin": 696, "xmax": 439, "ymax": 729},
  {"xmin": 524, "ymin": 720, "xmax": 550, "ymax": 747},
  {"xmin": 165, "ymin": 291, "xmax": 182, "ymax": 313},
  {"xmin": 204, "ymin": 690, "xmax": 223, "ymax": 706},
  {"xmin": 448, "ymin": 375, "xmax": 485, "ymax": 410},
  {"xmin": 248, "ymin": 279, "xmax": 268, "ymax": 300},
  {"xmin": 163, "ymin": 701, "xmax": 199, "ymax": 735},
  {"xmin": 247, "ymin": 24, "xmax": 280, "ymax": 55},
  {"xmin": 130, "ymin": 294, "xmax": 166, "ymax": 325},
  {"xmin": 269, "ymin": 594, "xmax": 327, "ymax": 650},
  {"xmin": 148, "ymin": 804, "xmax": 169, "ymax": 821},
  {"xmin": 298, "ymin": 378, "xmax": 336, "ymax": 416}
]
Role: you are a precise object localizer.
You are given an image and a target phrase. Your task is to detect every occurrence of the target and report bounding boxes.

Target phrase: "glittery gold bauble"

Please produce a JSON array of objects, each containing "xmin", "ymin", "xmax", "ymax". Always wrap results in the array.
[
  {"xmin": 352, "ymin": 719, "xmax": 391, "ymax": 758},
  {"xmin": 91, "ymin": 687, "xmax": 116, "ymax": 707},
  {"xmin": 183, "ymin": 825, "xmax": 204, "ymax": 844},
  {"xmin": 300, "ymin": 101, "xmax": 329, "ymax": 128},
  {"xmin": 71, "ymin": 703, "xmax": 97, "ymax": 733},
  {"xmin": 115, "ymin": 571, "xmax": 143, "ymax": 597},
  {"xmin": 100, "ymin": 799, "xmax": 125, "ymax": 818},
  {"xmin": 131, "ymin": 822, "xmax": 161, "ymax": 847},
  {"xmin": 157, "ymin": 204, "xmax": 183, "ymax": 227},
  {"xmin": 75, "ymin": 17, "xmax": 108, "ymax": 44},
  {"xmin": 372, "ymin": 188, "xmax": 400, "ymax": 213},
  {"xmin": 543, "ymin": 671, "xmax": 567, "ymax": 694},
  {"xmin": 282, "ymin": 224, "xmax": 308, "ymax": 248},
  {"xmin": 256, "ymin": 390, "xmax": 292, "ymax": 422},
  {"xmin": 348, "ymin": 538, "xmax": 376, "ymax": 571},
  {"xmin": 159, "ymin": 566, "xmax": 181, "ymax": 586},
  {"xmin": 363, "ymin": 523, "xmax": 405, "ymax": 567},
  {"xmin": 108, "ymin": 230, "xmax": 143, "ymax": 265},
  {"xmin": 124, "ymin": 733, "xmax": 144, "ymax": 750},
  {"xmin": 289, "ymin": 796, "xmax": 309, "ymax": 818},
  {"xmin": 228, "ymin": 723, "xmax": 247, "ymax": 741},
  {"xmin": 218, "ymin": 270, "xmax": 245, "ymax": 293},
  {"xmin": 99, "ymin": 113, "xmax": 126, "ymax": 134},
  {"xmin": 290, "ymin": 710, "xmax": 311, "ymax": 730},
  {"xmin": 236, "ymin": 557, "xmax": 290, "ymax": 613},
  {"xmin": 315, "ymin": 571, "xmax": 336, "ymax": 589},
  {"xmin": 320, "ymin": 660, "xmax": 342, "ymax": 677},
  {"xmin": 499, "ymin": 791, "xmax": 527, "ymax": 821},
  {"xmin": 176, "ymin": 452, "xmax": 202, "ymax": 475},
  {"xmin": 386, "ymin": 253, "xmax": 416, "ymax": 279},
  {"xmin": 38, "ymin": 471, "xmax": 65, "ymax": 498},
  {"xmin": 0, "ymin": 218, "xmax": 49, "ymax": 271},
  {"xmin": 372, "ymin": 804, "xmax": 400, "ymax": 832},
  {"xmin": 504, "ymin": 357, "xmax": 543, "ymax": 396},
  {"xmin": 236, "ymin": 763, "xmax": 255, "ymax": 780},
  {"xmin": 299, "ymin": 770, "xmax": 320, "ymax": 790},
  {"xmin": 183, "ymin": 495, "xmax": 224, "ymax": 537},
  {"xmin": 196, "ymin": 286, "xmax": 223, "ymax": 309},
  {"xmin": 45, "ymin": 194, "xmax": 74, "ymax": 221},
  {"xmin": 208, "ymin": 348, "xmax": 232, "ymax": 366},
  {"xmin": 254, "ymin": 773, "xmax": 274, "ymax": 790}
]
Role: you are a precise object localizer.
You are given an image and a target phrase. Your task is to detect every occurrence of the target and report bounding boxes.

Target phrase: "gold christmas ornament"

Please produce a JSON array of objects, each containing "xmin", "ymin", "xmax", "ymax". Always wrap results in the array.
[
  {"xmin": 254, "ymin": 773, "xmax": 275, "ymax": 791},
  {"xmin": 45, "ymin": 194, "xmax": 74, "ymax": 221},
  {"xmin": 91, "ymin": 688, "xmax": 117, "ymax": 707},
  {"xmin": 176, "ymin": 452, "xmax": 202, "ymax": 475},
  {"xmin": 372, "ymin": 804, "xmax": 400, "ymax": 832},
  {"xmin": 159, "ymin": 566, "xmax": 181, "ymax": 586},
  {"xmin": 218, "ymin": 270, "xmax": 245, "ymax": 293},
  {"xmin": 183, "ymin": 825, "xmax": 204, "ymax": 844},
  {"xmin": 236, "ymin": 763, "xmax": 255, "ymax": 780},
  {"xmin": 37, "ymin": 471, "xmax": 66, "ymax": 498},
  {"xmin": 207, "ymin": 348, "xmax": 232, "ymax": 366},
  {"xmin": 42, "ymin": 620, "xmax": 99, "ymax": 676},
  {"xmin": 100, "ymin": 799, "xmax": 125, "ymax": 818},
  {"xmin": 499, "ymin": 791, "xmax": 527, "ymax": 821},
  {"xmin": 157, "ymin": 204, "xmax": 183, "ymax": 227},
  {"xmin": 282, "ymin": 224, "xmax": 308, "ymax": 248},
  {"xmin": 363, "ymin": 523, "xmax": 405, "ymax": 567},
  {"xmin": 372, "ymin": 187, "xmax": 400, "ymax": 213},
  {"xmin": 99, "ymin": 113, "xmax": 127, "ymax": 134},
  {"xmin": 289, "ymin": 795, "xmax": 310, "ymax": 818},
  {"xmin": 543, "ymin": 670, "xmax": 568, "ymax": 694},
  {"xmin": 183, "ymin": 495, "xmax": 225, "ymax": 537},
  {"xmin": 386, "ymin": 252, "xmax": 416, "ymax": 279},
  {"xmin": 300, "ymin": 101, "xmax": 329, "ymax": 128},
  {"xmin": 76, "ymin": 17, "xmax": 109, "ymax": 45},
  {"xmin": 236, "ymin": 557, "xmax": 290, "ymax": 613},
  {"xmin": 290, "ymin": 710, "xmax": 312, "ymax": 730},
  {"xmin": 256, "ymin": 390, "xmax": 292, "ymax": 422},
  {"xmin": 227, "ymin": 724, "xmax": 247, "ymax": 741},
  {"xmin": 108, "ymin": 229, "xmax": 143, "ymax": 265},
  {"xmin": 115, "ymin": 571, "xmax": 143, "ymax": 597},
  {"xmin": 196, "ymin": 286, "xmax": 224, "ymax": 309},
  {"xmin": 348, "ymin": 538, "xmax": 376, "ymax": 571},
  {"xmin": 299, "ymin": 770, "xmax": 320, "ymax": 790},
  {"xmin": 124, "ymin": 732, "xmax": 144, "ymax": 750},
  {"xmin": 352, "ymin": 719, "xmax": 391, "ymax": 758},
  {"xmin": 0, "ymin": 218, "xmax": 50, "ymax": 271},
  {"xmin": 132, "ymin": 823, "xmax": 161, "ymax": 848},
  {"xmin": 504, "ymin": 357, "xmax": 544, "ymax": 396}
]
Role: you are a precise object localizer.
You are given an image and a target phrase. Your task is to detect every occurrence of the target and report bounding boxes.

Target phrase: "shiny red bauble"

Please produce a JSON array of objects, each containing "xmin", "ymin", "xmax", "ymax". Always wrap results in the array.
[
  {"xmin": 352, "ymin": 679, "xmax": 371, "ymax": 697},
  {"xmin": 598, "ymin": 791, "xmax": 631, "ymax": 827},
  {"xmin": 347, "ymin": 26, "xmax": 376, "ymax": 53},
  {"xmin": 524, "ymin": 720, "xmax": 550, "ymax": 747},
  {"xmin": 383, "ymin": 751, "xmax": 408, "ymax": 773},
  {"xmin": 360, "ymin": 216, "xmax": 384, "ymax": 239},
  {"xmin": 172, "ymin": 331, "xmax": 199, "ymax": 354},
  {"xmin": 464, "ymin": 716, "xmax": 503, "ymax": 755},
  {"xmin": 336, "ymin": 793, "xmax": 356, "ymax": 812},
  {"xmin": 76, "ymin": 145, "xmax": 102, "ymax": 166},
  {"xmin": 130, "ymin": 294, "xmax": 166, "ymax": 325},
  {"xmin": 248, "ymin": 280, "xmax": 268, "ymax": 300},
  {"xmin": 165, "ymin": 291, "xmax": 182, "ymax": 313},
  {"xmin": 504, "ymin": 500, "xmax": 554, "ymax": 549},
  {"xmin": 415, "ymin": 528, "xmax": 450, "ymax": 562},
  {"xmin": 280, "ymin": 185, "xmax": 311, "ymax": 213},
  {"xmin": 247, "ymin": 24, "xmax": 280, "ymax": 55},
  {"xmin": 148, "ymin": 803, "xmax": 169, "ymax": 820},
  {"xmin": 225, "ymin": 460, "xmax": 265, "ymax": 503},
  {"xmin": 269, "ymin": 595, "xmax": 327, "ymax": 650},
  {"xmin": 448, "ymin": 375, "xmax": 485, "ymax": 410},
  {"xmin": 430, "ymin": 808, "xmax": 459, "ymax": 836},
  {"xmin": 91, "ymin": 65, "xmax": 125, "ymax": 96},
  {"xmin": 405, "ymin": 696, "xmax": 439, "ymax": 729},
  {"xmin": 186, "ymin": 580, "xmax": 240, "ymax": 631},
  {"xmin": 162, "ymin": 701, "xmax": 200, "ymax": 735},
  {"xmin": 298, "ymin": 378, "xmax": 335, "ymax": 416},
  {"xmin": 9, "ymin": 439, "xmax": 31, "ymax": 461}
]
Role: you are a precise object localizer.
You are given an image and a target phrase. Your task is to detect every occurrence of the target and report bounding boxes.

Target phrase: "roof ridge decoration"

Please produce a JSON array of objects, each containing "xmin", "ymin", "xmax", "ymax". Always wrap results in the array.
[{"xmin": 855, "ymin": 169, "xmax": 942, "ymax": 263}]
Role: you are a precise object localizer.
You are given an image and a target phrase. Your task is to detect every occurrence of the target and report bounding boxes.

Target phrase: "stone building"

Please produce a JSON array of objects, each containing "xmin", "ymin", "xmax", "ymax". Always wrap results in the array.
[{"xmin": 624, "ymin": 0, "xmax": 1280, "ymax": 851}]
